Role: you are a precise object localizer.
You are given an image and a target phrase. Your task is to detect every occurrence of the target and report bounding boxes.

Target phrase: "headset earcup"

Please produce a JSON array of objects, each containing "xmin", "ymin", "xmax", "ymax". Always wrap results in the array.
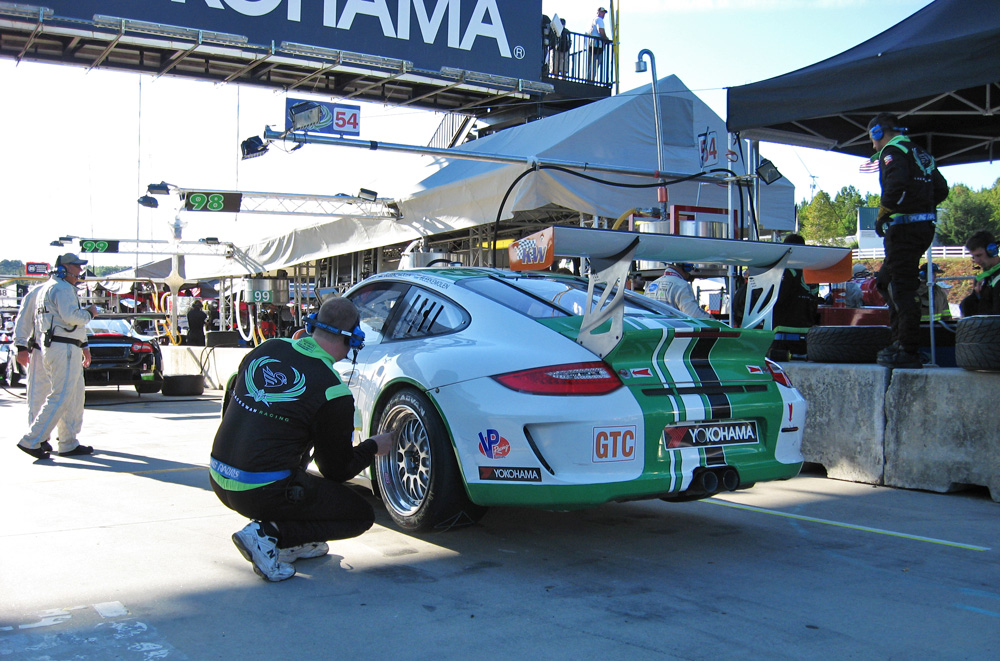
[{"xmin": 988, "ymin": 242, "xmax": 999, "ymax": 258}]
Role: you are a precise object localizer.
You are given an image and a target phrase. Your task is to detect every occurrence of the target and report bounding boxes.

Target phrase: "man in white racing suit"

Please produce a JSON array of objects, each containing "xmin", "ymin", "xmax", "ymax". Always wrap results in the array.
[
  {"xmin": 12, "ymin": 283, "xmax": 54, "ymax": 453},
  {"xmin": 645, "ymin": 263, "xmax": 712, "ymax": 319},
  {"xmin": 16, "ymin": 254, "xmax": 97, "ymax": 460}
]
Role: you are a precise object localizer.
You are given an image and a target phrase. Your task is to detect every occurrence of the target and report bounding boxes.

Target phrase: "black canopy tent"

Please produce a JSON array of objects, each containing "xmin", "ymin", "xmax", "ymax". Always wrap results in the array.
[{"xmin": 726, "ymin": 0, "xmax": 1000, "ymax": 166}]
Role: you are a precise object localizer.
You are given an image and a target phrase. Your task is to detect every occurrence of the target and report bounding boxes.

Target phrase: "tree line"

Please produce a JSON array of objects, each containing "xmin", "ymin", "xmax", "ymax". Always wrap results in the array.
[{"xmin": 796, "ymin": 178, "xmax": 1000, "ymax": 247}]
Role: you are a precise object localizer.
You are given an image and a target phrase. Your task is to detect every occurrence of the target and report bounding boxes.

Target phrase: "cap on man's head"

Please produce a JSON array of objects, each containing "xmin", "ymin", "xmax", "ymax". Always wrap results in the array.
[
  {"xmin": 56, "ymin": 253, "xmax": 88, "ymax": 267},
  {"xmin": 852, "ymin": 263, "xmax": 869, "ymax": 277},
  {"xmin": 598, "ymin": 6, "xmax": 607, "ymax": 12}
]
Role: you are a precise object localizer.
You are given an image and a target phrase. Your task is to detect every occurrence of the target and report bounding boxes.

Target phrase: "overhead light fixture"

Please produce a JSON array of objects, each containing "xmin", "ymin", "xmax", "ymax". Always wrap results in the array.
[
  {"xmin": 288, "ymin": 101, "xmax": 322, "ymax": 131},
  {"xmin": 137, "ymin": 195, "xmax": 159, "ymax": 209},
  {"xmin": 0, "ymin": 2, "xmax": 53, "ymax": 19},
  {"xmin": 279, "ymin": 41, "xmax": 412, "ymax": 71},
  {"xmin": 146, "ymin": 181, "xmax": 173, "ymax": 195},
  {"xmin": 241, "ymin": 136, "xmax": 269, "ymax": 160},
  {"xmin": 50, "ymin": 240, "xmax": 64, "ymax": 247},
  {"xmin": 756, "ymin": 159, "xmax": 783, "ymax": 185},
  {"xmin": 440, "ymin": 66, "xmax": 518, "ymax": 89},
  {"xmin": 93, "ymin": 14, "xmax": 248, "ymax": 46},
  {"xmin": 59, "ymin": 235, "xmax": 77, "ymax": 242},
  {"xmin": 358, "ymin": 188, "xmax": 378, "ymax": 202},
  {"xmin": 200, "ymin": 237, "xmax": 220, "ymax": 245}
]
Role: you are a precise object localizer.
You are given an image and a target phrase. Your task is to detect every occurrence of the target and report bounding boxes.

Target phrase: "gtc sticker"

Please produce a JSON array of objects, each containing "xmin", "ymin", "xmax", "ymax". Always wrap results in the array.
[
  {"xmin": 593, "ymin": 426, "xmax": 637, "ymax": 463},
  {"xmin": 478, "ymin": 429, "xmax": 511, "ymax": 459},
  {"xmin": 630, "ymin": 368, "xmax": 652, "ymax": 378},
  {"xmin": 746, "ymin": 365, "xmax": 764, "ymax": 374},
  {"xmin": 478, "ymin": 466, "xmax": 541, "ymax": 482},
  {"xmin": 663, "ymin": 421, "xmax": 759, "ymax": 449}
]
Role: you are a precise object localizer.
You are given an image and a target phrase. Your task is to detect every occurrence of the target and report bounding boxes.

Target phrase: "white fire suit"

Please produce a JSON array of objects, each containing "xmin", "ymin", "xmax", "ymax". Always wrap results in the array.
[
  {"xmin": 12, "ymin": 284, "xmax": 52, "ymax": 438},
  {"xmin": 18, "ymin": 277, "xmax": 94, "ymax": 453},
  {"xmin": 645, "ymin": 267, "xmax": 712, "ymax": 319}
]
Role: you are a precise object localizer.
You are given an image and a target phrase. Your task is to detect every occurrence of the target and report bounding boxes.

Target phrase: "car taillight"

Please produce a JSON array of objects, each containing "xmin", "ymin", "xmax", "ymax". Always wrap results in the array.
[
  {"xmin": 131, "ymin": 342, "xmax": 154, "ymax": 353},
  {"xmin": 493, "ymin": 362, "xmax": 622, "ymax": 396},
  {"xmin": 764, "ymin": 358, "xmax": 793, "ymax": 388}
]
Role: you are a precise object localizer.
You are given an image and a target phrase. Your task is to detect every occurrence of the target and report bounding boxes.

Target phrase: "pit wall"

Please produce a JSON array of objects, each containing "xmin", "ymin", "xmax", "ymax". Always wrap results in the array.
[
  {"xmin": 782, "ymin": 363, "xmax": 999, "ymax": 502},
  {"xmin": 161, "ymin": 346, "xmax": 999, "ymax": 502}
]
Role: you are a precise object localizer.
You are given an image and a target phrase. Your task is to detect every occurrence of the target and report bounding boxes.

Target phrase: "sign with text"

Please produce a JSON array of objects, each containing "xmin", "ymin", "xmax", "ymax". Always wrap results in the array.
[
  {"xmin": 38, "ymin": 1, "xmax": 541, "ymax": 83},
  {"xmin": 184, "ymin": 191, "xmax": 243, "ymax": 213},
  {"xmin": 285, "ymin": 99, "xmax": 360, "ymax": 136},
  {"xmin": 25, "ymin": 262, "xmax": 51, "ymax": 276},
  {"xmin": 79, "ymin": 240, "xmax": 121, "ymax": 254}
]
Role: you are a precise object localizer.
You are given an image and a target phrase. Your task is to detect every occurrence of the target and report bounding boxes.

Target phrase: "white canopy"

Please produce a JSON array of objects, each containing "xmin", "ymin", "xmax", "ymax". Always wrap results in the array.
[{"xmin": 398, "ymin": 75, "xmax": 796, "ymax": 233}]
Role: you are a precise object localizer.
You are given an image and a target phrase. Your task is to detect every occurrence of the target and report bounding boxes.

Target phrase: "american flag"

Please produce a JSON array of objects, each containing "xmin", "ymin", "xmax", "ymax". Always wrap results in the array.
[{"xmin": 859, "ymin": 160, "xmax": 880, "ymax": 173}]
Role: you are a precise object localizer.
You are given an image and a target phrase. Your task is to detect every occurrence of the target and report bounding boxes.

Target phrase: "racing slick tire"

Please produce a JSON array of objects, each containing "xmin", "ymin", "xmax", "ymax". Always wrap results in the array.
[
  {"xmin": 161, "ymin": 374, "xmax": 205, "ymax": 396},
  {"xmin": 955, "ymin": 316, "xmax": 1000, "ymax": 371},
  {"xmin": 373, "ymin": 388, "xmax": 487, "ymax": 532},
  {"xmin": 806, "ymin": 325, "xmax": 892, "ymax": 364}
]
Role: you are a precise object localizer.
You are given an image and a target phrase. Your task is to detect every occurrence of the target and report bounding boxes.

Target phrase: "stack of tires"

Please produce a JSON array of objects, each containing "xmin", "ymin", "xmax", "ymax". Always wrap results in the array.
[{"xmin": 805, "ymin": 326, "xmax": 892, "ymax": 364}]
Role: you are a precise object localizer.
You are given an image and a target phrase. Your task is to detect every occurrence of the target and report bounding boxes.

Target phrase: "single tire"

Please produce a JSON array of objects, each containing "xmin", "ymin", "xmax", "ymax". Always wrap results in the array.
[
  {"xmin": 807, "ymin": 325, "xmax": 892, "ymax": 364},
  {"xmin": 161, "ymin": 374, "xmax": 205, "ymax": 396},
  {"xmin": 955, "ymin": 316, "xmax": 1000, "ymax": 371},
  {"xmin": 373, "ymin": 388, "xmax": 486, "ymax": 532},
  {"xmin": 134, "ymin": 380, "xmax": 162, "ymax": 394}
]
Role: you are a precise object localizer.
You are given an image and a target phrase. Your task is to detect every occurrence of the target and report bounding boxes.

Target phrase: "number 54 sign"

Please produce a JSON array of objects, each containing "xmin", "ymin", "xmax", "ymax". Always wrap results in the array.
[{"xmin": 285, "ymin": 98, "xmax": 360, "ymax": 137}]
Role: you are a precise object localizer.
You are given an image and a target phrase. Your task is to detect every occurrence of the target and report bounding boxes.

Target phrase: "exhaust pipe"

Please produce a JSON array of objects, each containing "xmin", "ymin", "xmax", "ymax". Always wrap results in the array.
[
  {"xmin": 695, "ymin": 469, "xmax": 719, "ymax": 495},
  {"xmin": 720, "ymin": 467, "xmax": 740, "ymax": 492}
]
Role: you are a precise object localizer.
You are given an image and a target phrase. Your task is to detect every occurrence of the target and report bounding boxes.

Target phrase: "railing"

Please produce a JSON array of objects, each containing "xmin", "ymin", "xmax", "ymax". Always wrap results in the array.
[
  {"xmin": 542, "ymin": 29, "xmax": 615, "ymax": 88},
  {"xmin": 853, "ymin": 246, "xmax": 971, "ymax": 260}
]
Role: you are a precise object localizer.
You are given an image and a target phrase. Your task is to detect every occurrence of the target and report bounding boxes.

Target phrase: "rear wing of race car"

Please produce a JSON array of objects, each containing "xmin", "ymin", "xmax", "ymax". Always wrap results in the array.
[{"xmin": 508, "ymin": 225, "xmax": 851, "ymax": 357}]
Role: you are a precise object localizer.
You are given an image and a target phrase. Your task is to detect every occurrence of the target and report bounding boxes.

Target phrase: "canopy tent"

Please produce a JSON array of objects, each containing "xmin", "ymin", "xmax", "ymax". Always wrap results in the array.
[
  {"xmin": 726, "ymin": 0, "xmax": 1000, "ymax": 165},
  {"xmin": 399, "ymin": 75, "xmax": 796, "ymax": 233}
]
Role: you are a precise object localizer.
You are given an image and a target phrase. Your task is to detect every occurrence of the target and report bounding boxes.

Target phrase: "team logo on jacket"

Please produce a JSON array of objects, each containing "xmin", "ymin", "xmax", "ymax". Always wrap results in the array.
[
  {"xmin": 478, "ymin": 429, "xmax": 511, "ymax": 459},
  {"xmin": 245, "ymin": 357, "xmax": 307, "ymax": 407}
]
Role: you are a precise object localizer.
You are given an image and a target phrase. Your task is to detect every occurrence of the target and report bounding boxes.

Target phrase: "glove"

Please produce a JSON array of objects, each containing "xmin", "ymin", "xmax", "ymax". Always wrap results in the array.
[{"xmin": 875, "ymin": 206, "xmax": 893, "ymax": 238}]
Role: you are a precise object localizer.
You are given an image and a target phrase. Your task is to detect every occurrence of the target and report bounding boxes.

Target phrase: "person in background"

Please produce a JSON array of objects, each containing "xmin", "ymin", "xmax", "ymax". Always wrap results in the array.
[
  {"xmin": 645, "ymin": 263, "xmax": 711, "ymax": 319},
  {"xmin": 588, "ymin": 7, "xmax": 610, "ymax": 78},
  {"xmin": 772, "ymin": 234, "xmax": 822, "ymax": 328},
  {"xmin": 843, "ymin": 263, "xmax": 871, "ymax": 308},
  {"xmin": 187, "ymin": 299, "xmax": 207, "ymax": 346},
  {"xmin": 12, "ymin": 282, "xmax": 54, "ymax": 454},
  {"xmin": 868, "ymin": 112, "xmax": 949, "ymax": 369},
  {"xmin": 917, "ymin": 262, "xmax": 952, "ymax": 321},
  {"xmin": 960, "ymin": 230, "xmax": 1000, "ymax": 316},
  {"xmin": 17, "ymin": 253, "xmax": 97, "ymax": 460}
]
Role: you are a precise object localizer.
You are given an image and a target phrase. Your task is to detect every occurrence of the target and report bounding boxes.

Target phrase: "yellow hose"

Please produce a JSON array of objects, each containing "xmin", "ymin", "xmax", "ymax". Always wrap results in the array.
[{"xmin": 611, "ymin": 208, "xmax": 638, "ymax": 231}]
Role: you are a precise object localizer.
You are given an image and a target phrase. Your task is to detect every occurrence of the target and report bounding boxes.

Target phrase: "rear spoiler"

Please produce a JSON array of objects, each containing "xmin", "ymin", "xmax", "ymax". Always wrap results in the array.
[{"xmin": 509, "ymin": 226, "xmax": 851, "ymax": 357}]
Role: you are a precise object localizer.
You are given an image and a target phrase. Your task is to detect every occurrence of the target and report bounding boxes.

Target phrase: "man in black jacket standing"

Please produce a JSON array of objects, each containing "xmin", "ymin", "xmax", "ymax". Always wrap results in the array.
[
  {"xmin": 210, "ymin": 296, "xmax": 393, "ymax": 581},
  {"xmin": 868, "ymin": 113, "xmax": 949, "ymax": 369}
]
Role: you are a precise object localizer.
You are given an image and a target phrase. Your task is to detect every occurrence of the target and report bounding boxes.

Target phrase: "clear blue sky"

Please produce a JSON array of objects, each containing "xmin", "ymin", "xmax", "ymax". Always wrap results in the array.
[{"xmin": 1, "ymin": 0, "xmax": 997, "ymax": 264}]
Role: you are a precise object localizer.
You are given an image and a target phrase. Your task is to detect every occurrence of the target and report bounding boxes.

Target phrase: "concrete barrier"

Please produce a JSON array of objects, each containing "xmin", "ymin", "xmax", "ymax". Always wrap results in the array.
[
  {"xmin": 884, "ymin": 368, "xmax": 1000, "ymax": 501},
  {"xmin": 782, "ymin": 363, "xmax": 889, "ymax": 485},
  {"xmin": 160, "ymin": 345, "xmax": 246, "ymax": 390}
]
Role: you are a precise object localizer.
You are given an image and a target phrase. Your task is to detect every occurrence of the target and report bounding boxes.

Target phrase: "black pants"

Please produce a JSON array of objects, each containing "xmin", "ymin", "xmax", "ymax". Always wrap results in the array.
[
  {"xmin": 876, "ymin": 220, "xmax": 936, "ymax": 352},
  {"xmin": 211, "ymin": 469, "xmax": 375, "ymax": 548}
]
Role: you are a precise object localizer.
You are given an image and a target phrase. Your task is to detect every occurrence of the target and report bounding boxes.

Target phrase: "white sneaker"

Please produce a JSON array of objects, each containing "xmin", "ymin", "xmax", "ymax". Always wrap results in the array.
[
  {"xmin": 278, "ymin": 541, "xmax": 330, "ymax": 563},
  {"xmin": 232, "ymin": 522, "xmax": 296, "ymax": 582}
]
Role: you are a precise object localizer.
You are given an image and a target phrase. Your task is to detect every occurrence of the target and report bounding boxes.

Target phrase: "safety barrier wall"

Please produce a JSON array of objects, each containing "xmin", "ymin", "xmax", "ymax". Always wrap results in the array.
[
  {"xmin": 783, "ymin": 363, "xmax": 999, "ymax": 502},
  {"xmin": 161, "ymin": 346, "xmax": 999, "ymax": 502}
]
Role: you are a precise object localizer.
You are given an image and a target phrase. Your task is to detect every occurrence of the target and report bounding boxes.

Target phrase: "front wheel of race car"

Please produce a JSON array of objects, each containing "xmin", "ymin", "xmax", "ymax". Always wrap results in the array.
[{"xmin": 374, "ymin": 388, "xmax": 486, "ymax": 532}]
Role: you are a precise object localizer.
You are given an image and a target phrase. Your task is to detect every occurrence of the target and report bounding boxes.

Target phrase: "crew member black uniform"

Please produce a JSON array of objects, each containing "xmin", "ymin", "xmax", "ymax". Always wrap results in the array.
[
  {"xmin": 210, "ymin": 297, "xmax": 393, "ymax": 582},
  {"xmin": 868, "ymin": 113, "xmax": 949, "ymax": 369}
]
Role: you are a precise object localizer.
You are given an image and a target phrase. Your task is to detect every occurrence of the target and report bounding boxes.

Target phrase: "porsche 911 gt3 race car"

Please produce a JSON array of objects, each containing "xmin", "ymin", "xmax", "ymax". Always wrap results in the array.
[{"xmin": 339, "ymin": 225, "xmax": 850, "ymax": 532}]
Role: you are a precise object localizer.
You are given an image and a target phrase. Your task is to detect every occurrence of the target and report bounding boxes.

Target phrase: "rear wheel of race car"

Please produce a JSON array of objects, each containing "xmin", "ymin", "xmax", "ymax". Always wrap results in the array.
[
  {"xmin": 956, "ymin": 316, "xmax": 1000, "ymax": 371},
  {"xmin": 807, "ymin": 325, "xmax": 892, "ymax": 364},
  {"xmin": 374, "ymin": 388, "xmax": 486, "ymax": 532}
]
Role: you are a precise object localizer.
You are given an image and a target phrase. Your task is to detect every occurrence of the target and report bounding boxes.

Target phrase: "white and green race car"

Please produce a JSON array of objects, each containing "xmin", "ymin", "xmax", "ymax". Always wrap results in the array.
[{"xmin": 339, "ymin": 226, "xmax": 850, "ymax": 532}]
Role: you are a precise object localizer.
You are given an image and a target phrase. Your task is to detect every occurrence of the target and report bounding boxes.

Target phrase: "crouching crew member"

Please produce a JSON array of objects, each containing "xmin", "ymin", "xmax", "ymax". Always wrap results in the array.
[{"xmin": 210, "ymin": 296, "xmax": 394, "ymax": 582}]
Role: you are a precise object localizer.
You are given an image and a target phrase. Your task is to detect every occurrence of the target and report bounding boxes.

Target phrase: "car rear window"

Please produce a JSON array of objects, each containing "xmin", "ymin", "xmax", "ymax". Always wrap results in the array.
[{"xmin": 463, "ymin": 275, "xmax": 680, "ymax": 319}]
